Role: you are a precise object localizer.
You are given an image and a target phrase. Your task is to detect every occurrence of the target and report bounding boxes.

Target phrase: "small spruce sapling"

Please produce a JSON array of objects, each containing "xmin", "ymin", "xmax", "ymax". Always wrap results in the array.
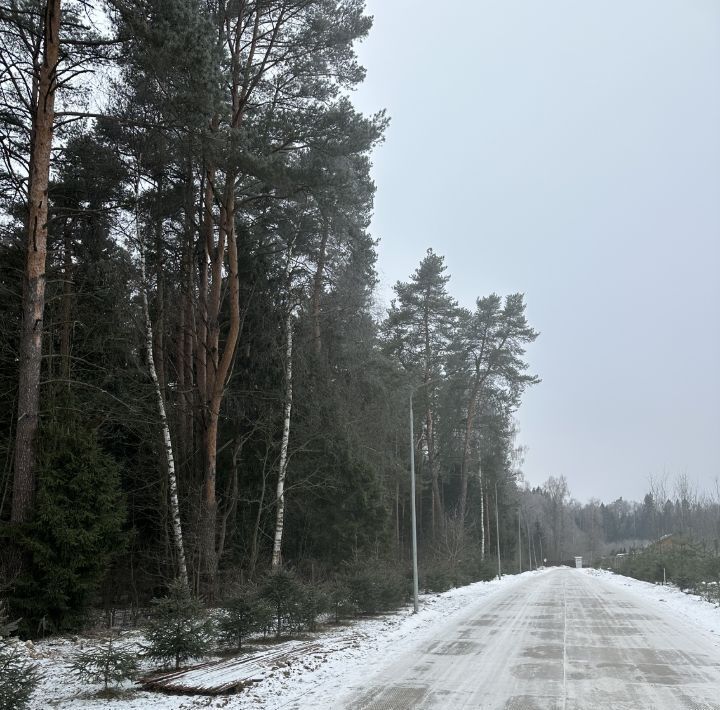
[
  {"xmin": 144, "ymin": 580, "xmax": 213, "ymax": 669},
  {"xmin": 0, "ymin": 602, "xmax": 40, "ymax": 710},
  {"xmin": 299, "ymin": 586, "xmax": 328, "ymax": 632},
  {"xmin": 218, "ymin": 592, "xmax": 274, "ymax": 650},
  {"xmin": 69, "ymin": 633, "xmax": 138, "ymax": 694},
  {"xmin": 260, "ymin": 570, "xmax": 302, "ymax": 639},
  {"xmin": 327, "ymin": 579, "xmax": 357, "ymax": 623},
  {"xmin": 254, "ymin": 599, "xmax": 275, "ymax": 639}
]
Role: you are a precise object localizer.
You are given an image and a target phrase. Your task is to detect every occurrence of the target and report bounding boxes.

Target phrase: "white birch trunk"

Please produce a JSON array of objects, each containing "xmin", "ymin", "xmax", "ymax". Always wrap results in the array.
[
  {"xmin": 271, "ymin": 309, "xmax": 294, "ymax": 568},
  {"xmin": 137, "ymin": 196, "xmax": 189, "ymax": 588}
]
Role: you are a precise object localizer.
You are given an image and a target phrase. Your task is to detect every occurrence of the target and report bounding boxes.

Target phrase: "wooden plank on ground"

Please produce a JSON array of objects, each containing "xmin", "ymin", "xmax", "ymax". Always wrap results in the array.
[{"xmin": 141, "ymin": 640, "xmax": 331, "ymax": 695}]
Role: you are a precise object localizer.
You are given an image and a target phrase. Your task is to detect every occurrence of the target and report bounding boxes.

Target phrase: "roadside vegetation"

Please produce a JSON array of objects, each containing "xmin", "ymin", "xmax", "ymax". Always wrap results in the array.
[{"xmin": 600, "ymin": 536, "xmax": 720, "ymax": 606}]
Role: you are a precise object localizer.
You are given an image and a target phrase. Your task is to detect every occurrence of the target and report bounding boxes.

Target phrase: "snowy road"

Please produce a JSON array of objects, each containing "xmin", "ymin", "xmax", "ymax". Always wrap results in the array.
[{"xmin": 339, "ymin": 568, "xmax": 720, "ymax": 710}]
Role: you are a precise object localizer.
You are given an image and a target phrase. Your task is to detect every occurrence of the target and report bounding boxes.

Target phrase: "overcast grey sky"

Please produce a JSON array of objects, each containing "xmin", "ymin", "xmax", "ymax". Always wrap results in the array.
[{"xmin": 352, "ymin": 0, "xmax": 720, "ymax": 503}]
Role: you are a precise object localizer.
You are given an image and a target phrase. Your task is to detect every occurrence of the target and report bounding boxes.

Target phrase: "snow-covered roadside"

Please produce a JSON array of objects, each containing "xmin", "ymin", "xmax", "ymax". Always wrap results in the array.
[
  {"xmin": 30, "ymin": 569, "xmax": 550, "ymax": 709},
  {"xmin": 249, "ymin": 568, "xmax": 551, "ymax": 710},
  {"xmin": 30, "ymin": 567, "xmax": 720, "ymax": 709},
  {"xmin": 582, "ymin": 567, "xmax": 720, "ymax": 648}
]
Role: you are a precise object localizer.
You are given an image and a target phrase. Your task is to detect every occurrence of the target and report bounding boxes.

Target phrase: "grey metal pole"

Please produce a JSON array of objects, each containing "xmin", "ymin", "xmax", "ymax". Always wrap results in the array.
[
  {"xmin": 527, "ymin": 518, "xmax": 532, "ymax": 571},
  {"xmin": 518, "ymin": 509, "xmax": 522, "ymax": 574},
  {"xmin": 495, "ymin": 481, "xmax": 502, "ymax": 579},
  {"xmin": 409, "ymin": 391, "xmax": 419, "ymax": 613}
]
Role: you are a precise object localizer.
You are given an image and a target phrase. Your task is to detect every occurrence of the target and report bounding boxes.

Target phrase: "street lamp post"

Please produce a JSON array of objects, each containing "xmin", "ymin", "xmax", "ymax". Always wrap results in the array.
[
  {"xmin": 495, "ymin": 481, "xmax": 502, "ymax": 579},
  {"xmin": 408, "ymin": 378, "xmax": 442, "ymax": 613},
  {"xmin": 409, "ymin": 390, "xmax": 419, "ymax": 613}
]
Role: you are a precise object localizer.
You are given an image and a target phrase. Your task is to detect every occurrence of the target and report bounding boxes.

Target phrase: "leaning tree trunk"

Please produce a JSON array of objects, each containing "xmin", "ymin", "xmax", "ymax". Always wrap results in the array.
[
  {"xmin": 12, "ymin": 0, "xmax": 62, "ymax": 525},
  {"xmin": 137, "ymin": 194, "xmax": 189, "ymax": 588},
  {"xmin": 271, "ymin": 309, "xmax": 295, "ymax": 568}
]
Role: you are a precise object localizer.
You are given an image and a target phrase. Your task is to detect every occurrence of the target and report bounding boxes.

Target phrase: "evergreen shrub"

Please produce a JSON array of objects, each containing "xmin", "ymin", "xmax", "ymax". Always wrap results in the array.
[
  {"xmin": 69, "ymin": 634, "xmax": 138, "ymax": 693},
  {"xmin": 218, "ymin": 591, "xmax": 273, "ymax": 650},
  {"xmin": 327, "ymin": 579, "xmax": 357, "ymax": 623},
  {"xmin": 474, "ymin": 559, "xmax": 497, "ymax": 583},
  {"xmin": 144, "ymin": 580, "xmax": 213, "ymax": 669},
  {"xmin": 422, "ymin": 562, "xmax": 454, "ymax": 593},
  {"xmin": 0, "ymin": 603, "xmax": 39, "ymax": 710},
  {"xmin": 298, "ymin": 586, "xmax": 328, "ymax": 632},
  {"xmin": 259, "ymin": 570, "xmax": 303, "ymax": 639},
  {"xmin": 7, "ymin": 421, "xmax": 126, "ymax": 633},
  {"xmin": 345, "ymin": 562, "xmax": 407, "ymax": 614},
  {"xmin": 611, "ymin": 539, "xmax": 720, "ymax": 604}
]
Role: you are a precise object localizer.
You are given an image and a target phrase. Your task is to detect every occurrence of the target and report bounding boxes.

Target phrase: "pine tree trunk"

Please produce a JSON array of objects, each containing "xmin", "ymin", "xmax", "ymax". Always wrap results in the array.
[
  {"xmin": 153, "ymin": 211, "xmax": 166, "ymax": 394},
  {"xmin": 195, "ymin": 170, "xmax": 216, "ymax": 587},
  {"xmin": 177, "ymin": 173, "xmax": 196, "ymax": 478},
  {"xmin": 421, "ymin": 305, "xmax": 443, "ymax": 536},
  {"xmin": 311, "ymin": 221, "xmax": 328, "ymax": 358},
  {"xmin": 425, "ymin": 403, "xmax": 440, "ymax": 534},
  {"xmin": 249, "ymin": 455, "xmax": 268, "ymax": 577},
  {"xmin": 176, "ymin": 263, "xmax": 187, "ymax": 468},
  {"xmin": 196, "ymin": 172, "xmax": 211, "ymax": 439},
  {"xmin": 458, "ymin": 376, "xmax": 481, "ymax": 524},
  {"xmin": 138, "ymin": 202, "xmax": 189, "ymax": 588},
  {"xmin": 12, "ymin": 0, "xmax": 61, "ymax": 524},
  {"xmin": 485, "ymin": 491, "xmax": 491, "ymax": 558},
  {"xmin": 199, "ymin": 184, "xmax": 241, "ymax": 592},
  {"xmin": 201, "ymin": 413, "xmax": 219, "ymax": 584},
  {"xmin": 395, "ymin": 479, "xmax": 400, "ymax": 556},
  {"xmin": 271, "ymin": 309, "xmax": 294, "ymax": 568},
  {"xmin": 59, "ymin": 218, "xmax": 73, "ymax": 382}
]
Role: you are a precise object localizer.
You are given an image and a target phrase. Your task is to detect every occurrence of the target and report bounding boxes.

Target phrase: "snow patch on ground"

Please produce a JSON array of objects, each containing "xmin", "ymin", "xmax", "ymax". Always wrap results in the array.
[
  {"xmin": 30, "ymin": 567, "xmax": 720, "ymax": 708},
  {"xmin": 582, "ymin": 567, "xmax": 720, "ymax": 648}
]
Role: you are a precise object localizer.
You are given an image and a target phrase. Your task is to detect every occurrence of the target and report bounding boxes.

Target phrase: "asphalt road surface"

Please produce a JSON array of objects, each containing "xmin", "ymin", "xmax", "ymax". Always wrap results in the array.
[{"xmin": 342, "ymin": 568, "xmax": 720, "ymax": 710}]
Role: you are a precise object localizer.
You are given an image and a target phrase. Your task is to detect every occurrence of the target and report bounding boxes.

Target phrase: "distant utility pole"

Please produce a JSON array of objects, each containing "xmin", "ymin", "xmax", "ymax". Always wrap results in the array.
[
  {"xmin": 526, "ymin": 517, "xmax": 532, "ymax": 571},
  {"xmin": 518, "ymin": 509, "xmax": 522, "ymax": 574},
  {"xmin": 409, "ymin": 390, "xmax": 419, "ymax": 613},
  {"xmin": 495, "ymin": 482, "xmax": 502, "ymax": 579}
]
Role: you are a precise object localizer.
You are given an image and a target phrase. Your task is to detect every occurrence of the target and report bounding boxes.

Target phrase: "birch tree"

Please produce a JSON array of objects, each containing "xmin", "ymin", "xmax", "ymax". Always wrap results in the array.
[
  {"xmin": 271, "ymin": 305, "xmax": 295, "ymax": 568},
  {"xmin": 135, "ymin": 178, "xmax": 189, "ymax": 588}
]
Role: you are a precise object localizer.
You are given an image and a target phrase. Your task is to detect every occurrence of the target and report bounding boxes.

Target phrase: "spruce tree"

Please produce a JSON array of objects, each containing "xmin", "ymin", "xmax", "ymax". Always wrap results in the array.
[
  {"xmin": 0, "ymin": 602, "xmax": 39, "ymax": 710},
  {"xmin": 69, "ymin": 634, "xmax": 138, "ymax": 694},
  {"xmin": 144, "ymin": 580, "xmax": 214, "ymax": 670},
  {"xmin": 259, "ymin": 570, "xmax": 304, "ymax": 639},
  {"xmin": 8, "ymin": 419, "xmax": 126, "ymax": 632},
  {"xmin": 218, "ymin": 592, "xmax": 272, "ymax": 651}
]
